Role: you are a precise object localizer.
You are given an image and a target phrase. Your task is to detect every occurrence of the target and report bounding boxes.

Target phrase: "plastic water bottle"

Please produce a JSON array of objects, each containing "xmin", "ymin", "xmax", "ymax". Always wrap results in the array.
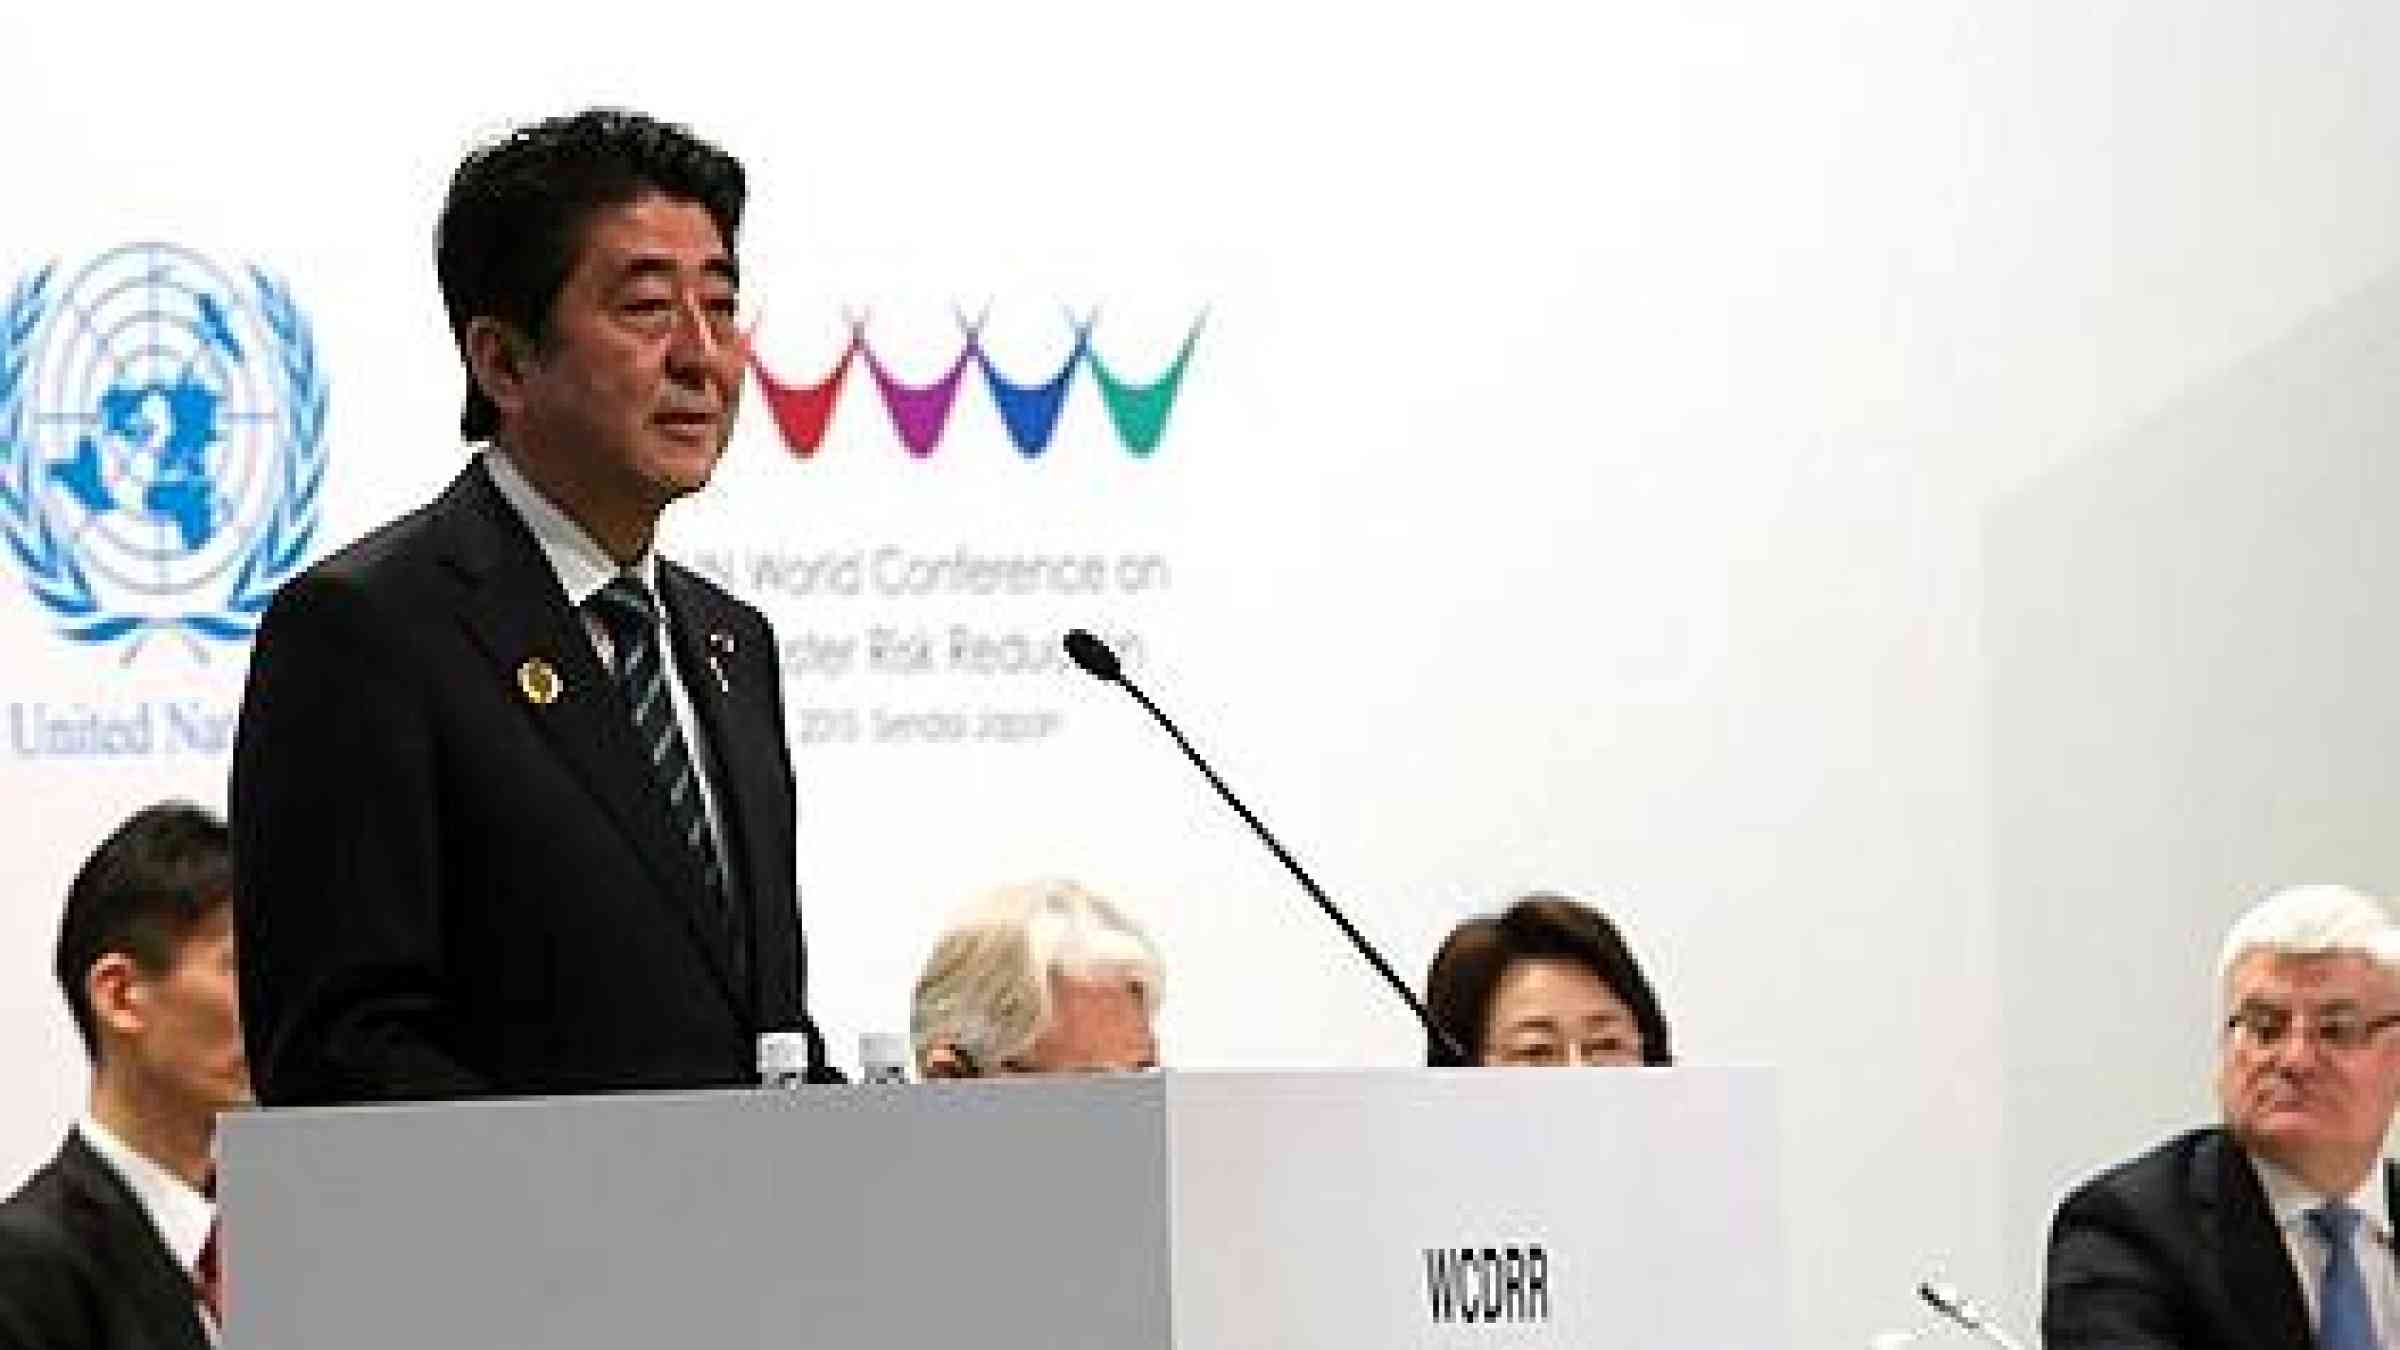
[
  {"xmin": 859, "ymin": 1032, "xmax": 911, "ymax": 1085},
  {"xmin": 756, "ymin": 1031, "xmax": 813, "ymax": 1089}
]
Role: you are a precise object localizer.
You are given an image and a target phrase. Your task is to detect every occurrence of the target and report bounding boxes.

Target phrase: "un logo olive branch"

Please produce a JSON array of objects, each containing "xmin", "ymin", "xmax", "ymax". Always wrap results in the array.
[
  {"xmin": 180, "ymin": 268, "xmax": 327, "ymax": 642},
  {"xmin": 0, "ymin": 265, "xmax": 115, "ymax": 638}
]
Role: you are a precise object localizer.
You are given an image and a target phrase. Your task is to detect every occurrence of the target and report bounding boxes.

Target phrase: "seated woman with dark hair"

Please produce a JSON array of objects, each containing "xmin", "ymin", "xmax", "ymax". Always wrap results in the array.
[{"xmin": 1424, "ymin": 894, "xmax": 1671, "ymax": 1067}]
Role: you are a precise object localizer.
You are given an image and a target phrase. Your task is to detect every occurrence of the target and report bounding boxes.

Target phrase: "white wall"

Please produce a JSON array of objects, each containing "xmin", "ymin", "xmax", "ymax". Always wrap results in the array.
[{"xmin": 5, "ymin": 3, "xmax": 2399, "ymax": 1345}]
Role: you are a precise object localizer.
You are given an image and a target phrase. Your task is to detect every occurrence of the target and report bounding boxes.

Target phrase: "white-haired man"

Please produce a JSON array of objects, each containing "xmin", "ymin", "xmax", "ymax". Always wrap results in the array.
[
  {"xmin": 2044, "ymin": 883, "xmax": 2400, "ymax": 1350},
  {"xmin": 911, "ymin": 881, "xmax": 1162, "ymax": 1077}
]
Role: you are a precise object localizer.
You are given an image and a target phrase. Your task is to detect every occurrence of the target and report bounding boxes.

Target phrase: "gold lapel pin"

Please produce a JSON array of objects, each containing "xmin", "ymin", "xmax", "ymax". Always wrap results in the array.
[{"xmin": 517, "ymin": 657, "xmax": 563, "ymax": 706}]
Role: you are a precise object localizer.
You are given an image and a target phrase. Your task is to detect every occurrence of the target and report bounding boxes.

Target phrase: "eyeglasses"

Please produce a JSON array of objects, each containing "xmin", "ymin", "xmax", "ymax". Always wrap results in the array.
[
  {"xmin": 1485, "ymin": 1036, "xmax": 1646, "ymax": 1069},
  {"xmin": 946, "ymin": 1045, "xmax": 1160, "ymax": 1077},
  {"xmin": 2224, "ymin": 1005, "xmax": 2400, "ymax": 1053}
]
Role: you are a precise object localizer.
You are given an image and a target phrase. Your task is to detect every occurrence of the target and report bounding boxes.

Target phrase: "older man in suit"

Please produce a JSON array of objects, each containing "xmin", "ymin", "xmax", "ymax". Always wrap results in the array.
[
  {"xmin": 2044, "ymin": 883, "xmax": 2400, "ymax": 1350},
  {"xmin": 232, "ymin": 108, "xmax": 827, "ymax": 1104},
  {"xmin": 910, "ymin": 881, "xmax": 1165, "ymax": 1078},
  {"xmin": 0, "ymin": 804, "xmax": 249, "ymax": 1349}
]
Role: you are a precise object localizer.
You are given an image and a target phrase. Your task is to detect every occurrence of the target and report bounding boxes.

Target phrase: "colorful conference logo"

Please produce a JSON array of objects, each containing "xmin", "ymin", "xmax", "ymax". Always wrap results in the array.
[
  {"xmin": 0, "ymin": 244, "xmax": 326, "ymax": 655},
  {"xmin": 749, "ymin": 308, "xmax": 1204, "ymax": 459}
]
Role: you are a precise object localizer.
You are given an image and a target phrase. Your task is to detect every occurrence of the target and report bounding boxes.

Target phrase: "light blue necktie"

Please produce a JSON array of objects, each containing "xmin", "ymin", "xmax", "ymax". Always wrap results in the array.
[{"xmin": 2309, "ymin": 1202, "xmax": 2378, "ymax": 1350}]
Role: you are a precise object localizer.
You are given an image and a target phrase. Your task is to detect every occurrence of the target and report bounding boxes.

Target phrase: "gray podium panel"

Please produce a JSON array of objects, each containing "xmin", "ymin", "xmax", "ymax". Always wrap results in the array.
[
  {"xmin": 220, "ymin": 1069, "xmax": 1783, "ymax": 1349},
  {"xmin": 222, "ymin": 1078, "xmax": 1172, "ymax": 1349}
]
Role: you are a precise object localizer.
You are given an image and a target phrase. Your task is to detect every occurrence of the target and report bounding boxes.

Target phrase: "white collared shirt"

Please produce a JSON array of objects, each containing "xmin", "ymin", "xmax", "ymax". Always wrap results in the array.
[
  {"xmin": 481, "ymin": 449, "xmax": 734, "ymax": 873},
  {"xmin": 76, "ymin": 1113, "xmax": 218, "ymax": 1342},
  {"xmin": 2251, "ymin": 1152, "xmax": 2400, "ymax": 1345}
]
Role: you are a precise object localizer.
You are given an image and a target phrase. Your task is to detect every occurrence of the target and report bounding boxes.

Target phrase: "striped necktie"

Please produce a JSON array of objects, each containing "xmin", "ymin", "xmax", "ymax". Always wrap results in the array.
[{"xmin": 589, "ymin": 574, "xmax": 744, "ymax": 990}]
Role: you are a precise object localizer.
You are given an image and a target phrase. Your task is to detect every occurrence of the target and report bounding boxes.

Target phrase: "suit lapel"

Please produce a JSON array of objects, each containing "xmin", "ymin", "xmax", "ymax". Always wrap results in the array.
[
  {"xmin": 2203, "ymin": 1131, "xmax": 2314, "ymax": 1350},
  {"xmin": 2386, "ymin": 1161, "xmax": 2400, "ymax": 1281},
  {"xmin": 659, "ymin": 565, "xmax": 779, "ymax": 1003},
  {"xmin": 57, "ymin": 1134, "xmax": 213, "ymax": 1350},
  {"xmin": 435, "ymin": 461, "xmax": 748, "ymax": 1023}
]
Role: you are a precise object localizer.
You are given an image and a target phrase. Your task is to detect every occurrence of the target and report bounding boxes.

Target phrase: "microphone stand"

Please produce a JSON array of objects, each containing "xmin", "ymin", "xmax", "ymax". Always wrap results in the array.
[
  {"xmin": 1917, "ymin": 1280, "xmax": 2027, "ymax": 1350},
  {"xmin": 1065, "ymin": 630, "xmax": 1470, "ymax": 1066}
]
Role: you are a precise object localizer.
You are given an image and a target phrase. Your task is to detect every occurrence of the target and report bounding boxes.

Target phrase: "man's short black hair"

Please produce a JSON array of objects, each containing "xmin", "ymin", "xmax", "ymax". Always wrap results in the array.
[
  {"xmin": 55, "ymin": 802, "xmax": 234, "ymax": 1062},
  {"xmin": 435, "ymin": 107, "xmax": 748, "ymax": 441},
  {"xmin": 1424, "ymin": 893, "xmax": 1673, "ymax": 1067}
]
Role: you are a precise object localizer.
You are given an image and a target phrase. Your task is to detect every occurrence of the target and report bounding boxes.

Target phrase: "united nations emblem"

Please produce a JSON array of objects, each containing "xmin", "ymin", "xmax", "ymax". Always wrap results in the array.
[{"xmin": 0, "ymin": 243, "xmax": 326, "ymax": 654}]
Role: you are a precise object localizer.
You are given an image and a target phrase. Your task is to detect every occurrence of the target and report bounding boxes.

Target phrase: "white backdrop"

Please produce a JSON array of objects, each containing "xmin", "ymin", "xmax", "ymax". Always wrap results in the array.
[{"xmin": 7, "ymin": 4, "xmax": 2400, "ymax": 1346}]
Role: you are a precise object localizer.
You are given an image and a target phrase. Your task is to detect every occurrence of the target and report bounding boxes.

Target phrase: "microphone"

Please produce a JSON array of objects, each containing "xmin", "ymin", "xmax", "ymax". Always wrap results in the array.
[
  {"xmin": 1063, "ymin": 629, "xmax": 1121, "ymax": 682},
  {"xmin": 1917, "ymin": 1279, "xmax": 2026, "ymax": 1350},
  {"xmin": 1062, "ymin": 628, "xmax": 1470, "ymax": 1066}
]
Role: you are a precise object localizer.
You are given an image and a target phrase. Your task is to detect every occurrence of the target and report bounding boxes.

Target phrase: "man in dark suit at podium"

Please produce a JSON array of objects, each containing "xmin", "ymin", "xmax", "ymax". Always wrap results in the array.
[
  {"xmin": 232, "ymin": 108, "xmax": 826, "ymax": 1104},
  {"xmin": 0, "ymin": 803, "xmax": 247, "ymax": 1349},
  {"xmin": 2044, "ymin": 884, "xmax": 2400, "ymax": 1350}
]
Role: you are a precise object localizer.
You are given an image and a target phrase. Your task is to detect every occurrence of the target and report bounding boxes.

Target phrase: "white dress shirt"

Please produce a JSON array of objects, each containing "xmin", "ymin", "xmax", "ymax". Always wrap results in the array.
[
  {"xmin": 2251, "ymin": 1152, "xmax": 2400, "ymax": 1346},
  {"xmin": 76, "ymin": 1112, "xmax": 218, "ymax": 1343},
  {"xmin": 481, "ymin": 449, "xmax": 735, "ymax": 878}
]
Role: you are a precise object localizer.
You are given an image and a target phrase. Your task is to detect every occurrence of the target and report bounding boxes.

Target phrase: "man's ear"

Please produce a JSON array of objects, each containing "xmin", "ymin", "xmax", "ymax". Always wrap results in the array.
[
  {"xmin": 84, "ymin": 952, "xmax": 147, "ymax": 1044},
  {"xmin": 464, "ymin": 318, "xmax": 534, "ymax": 418}
]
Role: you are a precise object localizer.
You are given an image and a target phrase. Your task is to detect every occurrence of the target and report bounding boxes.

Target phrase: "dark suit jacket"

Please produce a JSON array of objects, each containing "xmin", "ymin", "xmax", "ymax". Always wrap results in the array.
[
  {"xmin": 0, "ymin": 1132, "xmax": 210, "ymax": 1350},
  {"xmin": 2044, "ymin": 1125, "xmax": 2400, "ymax": 1350},
  {"xmin": 232, "ymin": 456, "xmax": 814, "ymax": 1103}
]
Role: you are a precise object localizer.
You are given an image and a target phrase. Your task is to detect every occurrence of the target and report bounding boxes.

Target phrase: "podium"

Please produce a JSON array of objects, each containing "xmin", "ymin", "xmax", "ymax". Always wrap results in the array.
[{"xmin": 218, "ymin": 1068, "xmax": 1787, "ymax": 1348}]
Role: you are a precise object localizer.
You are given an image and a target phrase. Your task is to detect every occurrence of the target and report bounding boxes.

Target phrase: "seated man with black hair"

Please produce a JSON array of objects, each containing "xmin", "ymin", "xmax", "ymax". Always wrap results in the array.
[{"xmin": 0, "ymin": 803, "xmax": 249, "ymax": 1349}]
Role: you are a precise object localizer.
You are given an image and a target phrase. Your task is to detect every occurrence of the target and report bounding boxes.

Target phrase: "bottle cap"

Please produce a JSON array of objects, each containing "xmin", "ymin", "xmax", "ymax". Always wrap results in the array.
[{"xmin": 756, "ymin": 1030, "xmax": 813, "ymax": 1079}]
